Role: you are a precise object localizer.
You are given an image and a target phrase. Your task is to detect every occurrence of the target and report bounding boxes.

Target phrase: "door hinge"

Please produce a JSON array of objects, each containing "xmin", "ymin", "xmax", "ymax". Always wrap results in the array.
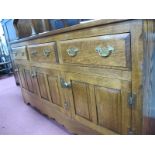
[{"xmin": 128, "ymin": 93, "xmax": 136, "ymax": 107}]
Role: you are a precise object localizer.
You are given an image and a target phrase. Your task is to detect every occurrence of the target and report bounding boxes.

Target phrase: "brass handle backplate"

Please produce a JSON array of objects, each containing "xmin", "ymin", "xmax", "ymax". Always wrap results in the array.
[
  {"xmin": 60, "ymin": 78, "xmax": 71, "ymax": 88},
  {"xmin": 43, "ymin": 48, "xmax": 51, "ymax": 57},
  {"xmin": 95, "ymin": 45, "xmax": 114, "ymax": 57},
  {"xmin": 67, "ymin": 47, "xmax": 79, "ymax": 57}
]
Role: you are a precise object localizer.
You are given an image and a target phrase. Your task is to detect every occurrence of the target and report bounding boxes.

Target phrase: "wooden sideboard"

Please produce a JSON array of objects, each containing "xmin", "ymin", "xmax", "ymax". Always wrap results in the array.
[{"xmin": 9, "ymin": 19, "xmax": 155, "ymax": 134}]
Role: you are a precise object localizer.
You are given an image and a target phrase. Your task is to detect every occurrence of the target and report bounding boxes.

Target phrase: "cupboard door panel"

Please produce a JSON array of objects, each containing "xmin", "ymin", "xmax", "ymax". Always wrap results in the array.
[
  {"xmin": 37, "ymin": 73, "xmax": 49, "ymax": 100},
  {"xmin": 18, "ymin": 67, "xmax": 28, "ymax": 90},
  {"xmin": 72, "ymin": 81, "xmax": 90, "ymax": 120},
  {"xmin": 31, "ymin": 76, "xmax": 39, "ymax": 95},
  {"xmin": 25, "ymin": 69, "xmax": 34, "ymax": 93},
  {"xmin": 95, "ymin": 86, "xmax": 121, "ymax": 133},
  {"xmin": 48, "ymin": 76, "xmax": 61, "ymax": 106}
]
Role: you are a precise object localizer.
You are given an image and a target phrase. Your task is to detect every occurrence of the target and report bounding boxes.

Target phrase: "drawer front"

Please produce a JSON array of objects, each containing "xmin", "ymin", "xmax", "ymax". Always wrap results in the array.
[
  {"xmin": 12, "ymin": 46, "xmax": 28, "ymax": 60},
  {"xmin": 28, "ymin": 43, "xmax": 58, "ymax": 64},
  {"xmin": 60, "ymin": 33, "xmax": 130, "ymax": 68}
]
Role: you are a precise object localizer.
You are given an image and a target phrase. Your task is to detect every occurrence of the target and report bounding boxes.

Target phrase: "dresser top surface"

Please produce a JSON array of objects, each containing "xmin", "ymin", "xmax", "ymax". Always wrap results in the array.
[{"xmin": 10, "ymin": 19, "xmax": 133, "ymax": 44}]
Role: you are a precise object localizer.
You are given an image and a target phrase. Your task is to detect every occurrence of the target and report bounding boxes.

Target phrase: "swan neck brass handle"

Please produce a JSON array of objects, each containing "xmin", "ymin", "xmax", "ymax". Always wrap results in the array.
[
  {"xmin": 67, "ymin": 47, "xmax": 79, "ymax": 57},
  {"xmin": 60, "ymin": 78, "xmax": 71, "ymax": 88},
  {"xmin": 96, "ymin": 46, "xmax": 114, "ymax": 57},
  {"xmin": 43, "ymin": 48, "xmax": 51, "ymax": 57}
]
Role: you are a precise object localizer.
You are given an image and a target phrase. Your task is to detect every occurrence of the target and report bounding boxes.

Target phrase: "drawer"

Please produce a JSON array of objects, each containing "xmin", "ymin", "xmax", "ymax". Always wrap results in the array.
[
  {"xmin": 60, "ymin": 33, "xmax": 131, "ymax": 68},
  {"xmin": 12, "ymin": 46, "xmax": 28, "ymax": 60},
  {"xmin": 28, "ymin": 43, "xmax": 58, "ymax": 64}
]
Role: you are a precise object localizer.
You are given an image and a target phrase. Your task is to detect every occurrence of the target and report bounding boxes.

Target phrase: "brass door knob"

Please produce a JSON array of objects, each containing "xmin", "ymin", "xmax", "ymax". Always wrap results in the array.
[{"xmin": 60, "ymin": 78, "xmax": 71, "ymax": 88}]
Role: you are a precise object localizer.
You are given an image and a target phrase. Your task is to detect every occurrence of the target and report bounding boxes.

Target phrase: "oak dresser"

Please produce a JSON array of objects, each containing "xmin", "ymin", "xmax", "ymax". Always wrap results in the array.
[{"xmin": 9, "ymin": 19, "xmax": 155, "ymax": 134}]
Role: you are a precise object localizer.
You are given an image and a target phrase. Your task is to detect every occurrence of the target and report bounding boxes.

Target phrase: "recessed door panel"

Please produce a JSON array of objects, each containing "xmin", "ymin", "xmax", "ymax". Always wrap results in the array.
[
  {"xmin": 18, "ymin": 67, "xmax": 28, "ymax": 90},
  {"xmin": 37, "ymin": 73, "xmax": 49, "ymax": 100},
  {"xmin": 25, "ymin": 69, "xmax": 34, "ymax": 93},
  {"xmin": 47, "ymin": 76, "xmax": 62, "ymax": 107},
  {"xmin": 95, "ymin": 86, "xmax": 122, "ymax": 133},
  {"xmin": 72, "ymin": 81, "xmax": 90, "ymax": 120}
]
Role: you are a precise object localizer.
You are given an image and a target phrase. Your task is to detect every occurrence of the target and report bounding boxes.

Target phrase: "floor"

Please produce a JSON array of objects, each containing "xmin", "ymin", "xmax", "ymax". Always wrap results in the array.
[{"xmin": 0, "ymin": 75, "xmax": 71, "ymax": 135}]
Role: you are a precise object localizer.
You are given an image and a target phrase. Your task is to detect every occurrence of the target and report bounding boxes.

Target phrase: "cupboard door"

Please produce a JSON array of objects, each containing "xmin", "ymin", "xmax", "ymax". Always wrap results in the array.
[
  {"xmin": 65, "ymin": 73, "xmax": 132, "ymax": 134},
  {"xmin": 32, "ymin": 67, "xmax": 66, "ymax": 113},
  {"xmin": 18, "ymin": 65, "xmax": 38, "ymax": 95}
]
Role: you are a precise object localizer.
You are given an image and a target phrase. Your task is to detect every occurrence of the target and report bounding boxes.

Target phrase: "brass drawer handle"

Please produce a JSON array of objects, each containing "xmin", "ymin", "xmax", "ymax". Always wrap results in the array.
[
  {"xmin": 31, "ymin": 50, "xmax": 37, "ymax": 56},
  {"xmin": 60, "ymin": 78, "xmax": 71, "ymax": 88},
  {"xmin": 66, "ymin": 47, "xmax": 79, "ymax": 57},
  {"xmin": 14, "ymin": 52, "xmax": 18, "ymax": 56},
  {"xmin": 43, "ymin": 49, "xmax": 51, "ymax": 57},
  {"xmin": 95, "ymin": 45, "xmax": 114, "ymax": 57}
]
